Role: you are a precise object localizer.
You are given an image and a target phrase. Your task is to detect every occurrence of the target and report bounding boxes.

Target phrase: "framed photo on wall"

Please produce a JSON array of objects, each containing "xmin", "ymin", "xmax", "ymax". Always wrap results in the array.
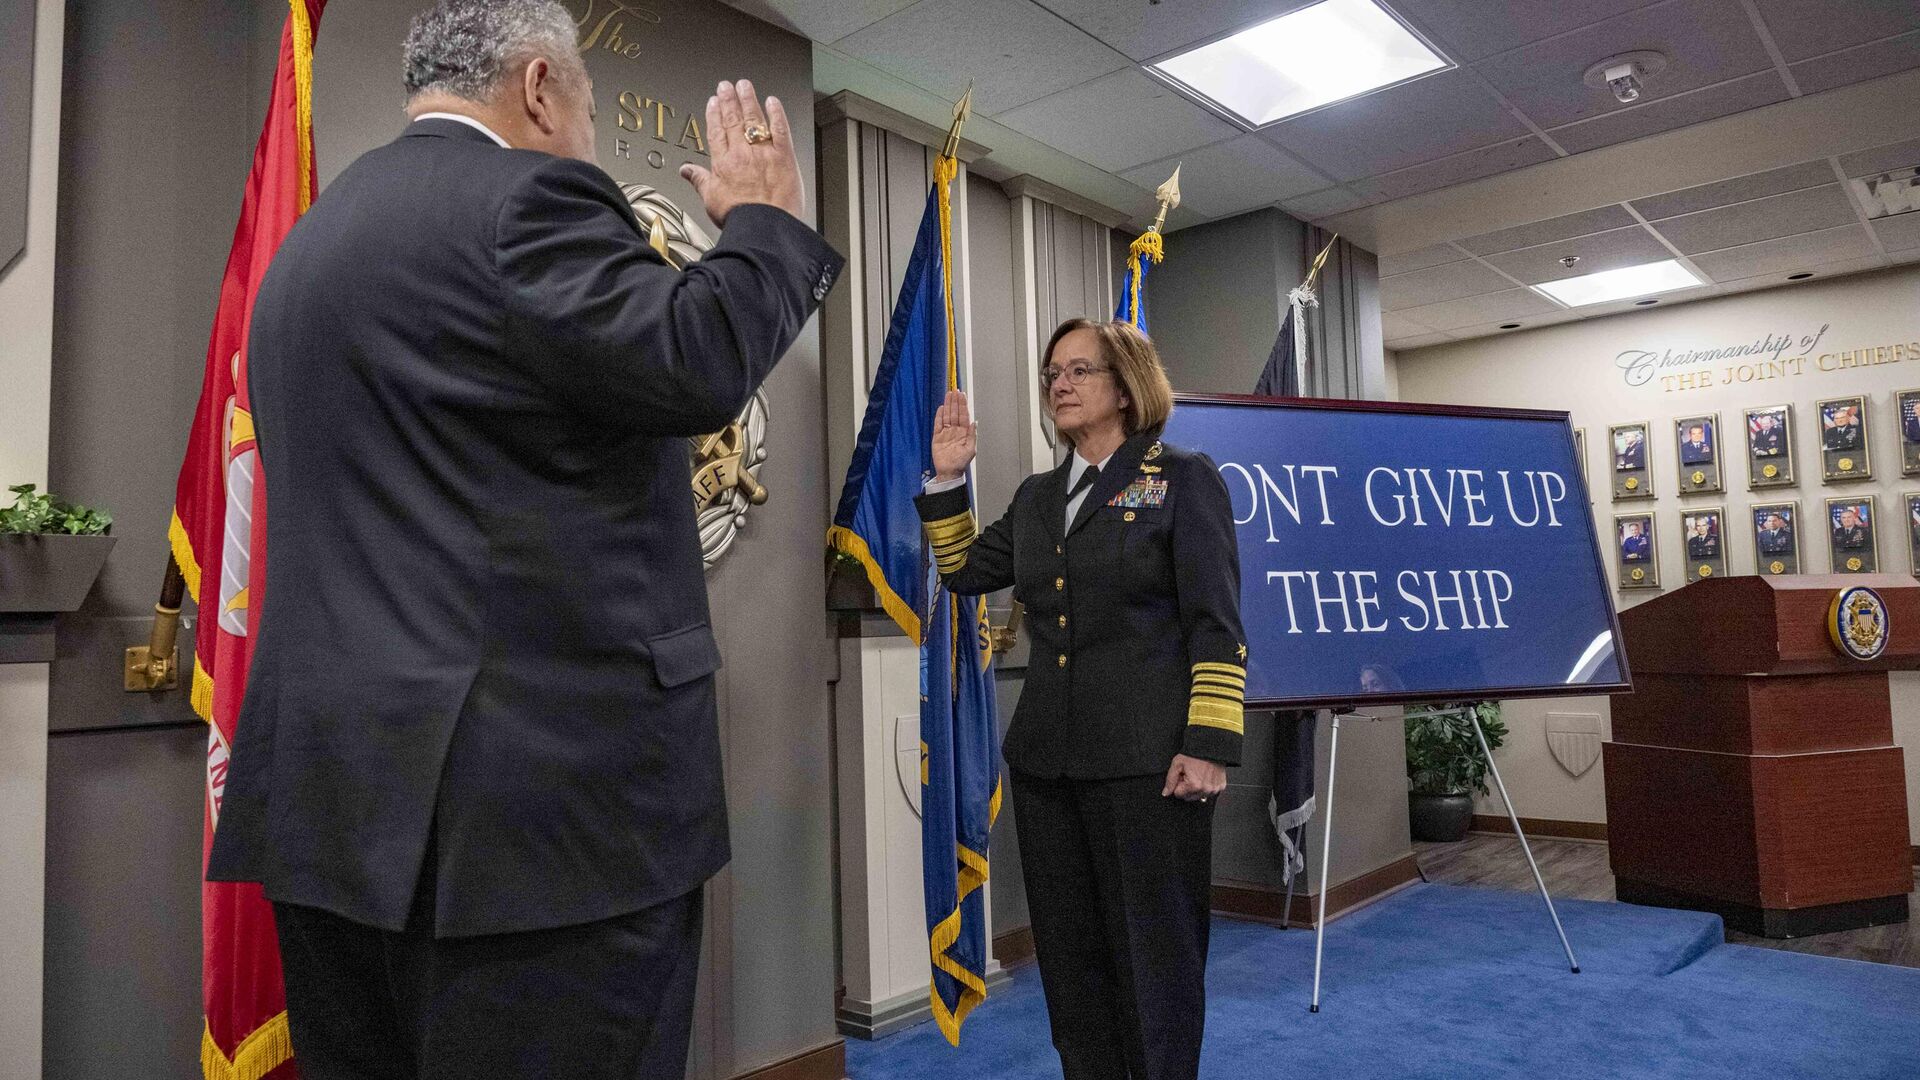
[
  {"xmin": 1744, "ymin": 404, "xmax": 1795, "ymax": 487},
  {"xmin": 1907, "ymin": 493, "xmax": 1920, "ymax": 577},
  {"xmin": 1674, "ymin": 413, "xmax": 1722, "ymax": 493},
  {"xmin": 1817, "ymin": 395, "xmax": 1872, "ymax": 482},
  {"xmin": 1897, "ymin": 389, "xmax": 1920, "ymax": 476},
  {"xmin": 1681, "ymin": 507, "xmax": 1726, "ymax": 582},
  {"xmin": 1615, "ymin": 513, "xmax": 1659, "ymax": 589},
  {"xmin": 1826, "ymin": 495, "xmax": 1878, "ymax": 574},
  {"xmin": 1573, "ymin": 427, "xmax": 1588, "ymax": 496},
  {"xmin": 1751, "ymin": 501, "xmax": 1799, "ymax": 576},
  {"xmin": 1610, "ymin": 422, "xmax": 1654, "ymax": 499}
]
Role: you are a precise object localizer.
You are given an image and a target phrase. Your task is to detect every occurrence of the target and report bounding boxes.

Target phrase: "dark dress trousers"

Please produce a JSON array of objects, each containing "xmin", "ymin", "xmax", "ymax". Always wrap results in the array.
[
  {"xmin": 917, "ymin": 430, "xmax": 1247, "ymax": 1080},
  {"xmin": 205, "ymin": 119, "xmax": 840, "ymax": 1074}
]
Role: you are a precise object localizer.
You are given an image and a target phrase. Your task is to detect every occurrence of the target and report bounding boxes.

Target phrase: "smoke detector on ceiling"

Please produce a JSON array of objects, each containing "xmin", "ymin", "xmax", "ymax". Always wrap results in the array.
[{"xmin": 1584, "ymin": 51, "xmax": 1668, "ymax": 105}]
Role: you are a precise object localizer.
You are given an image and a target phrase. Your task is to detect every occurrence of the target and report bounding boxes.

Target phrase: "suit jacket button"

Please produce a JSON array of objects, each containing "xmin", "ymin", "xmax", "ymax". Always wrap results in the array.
[
  {"xmin": 1055, "ymin": 544, "xmax": 1063, "ymax": 555},
  {"xmin": 1055, "ymin": 577, "xmax": 1064, "ymax": 590}
]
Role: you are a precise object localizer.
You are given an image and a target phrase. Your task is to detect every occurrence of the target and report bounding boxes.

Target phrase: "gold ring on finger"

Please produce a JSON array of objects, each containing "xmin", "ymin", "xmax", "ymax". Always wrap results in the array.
[{"xmin": 743, "ymin": 123, "xmax": 772, "ymax": 145}]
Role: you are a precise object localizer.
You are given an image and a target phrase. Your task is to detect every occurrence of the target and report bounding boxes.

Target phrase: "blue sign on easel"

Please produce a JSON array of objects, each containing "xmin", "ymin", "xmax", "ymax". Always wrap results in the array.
[{"xmin": 1162, "ymin": 395, "xmax": 1629, "ymax": 708}]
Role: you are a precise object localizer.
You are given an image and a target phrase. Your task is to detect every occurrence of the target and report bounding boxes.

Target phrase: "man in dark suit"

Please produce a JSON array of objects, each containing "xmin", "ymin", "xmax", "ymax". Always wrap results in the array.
[{"xmin": 205, "ymin": 3, "xmax": 841, "ymax": 1076}]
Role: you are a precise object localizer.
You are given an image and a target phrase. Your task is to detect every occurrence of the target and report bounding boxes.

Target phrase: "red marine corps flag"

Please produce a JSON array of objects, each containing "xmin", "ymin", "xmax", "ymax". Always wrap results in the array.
[{"xmin": 168, "ymin": 2, "xmax": 324, "ymax": 1077}]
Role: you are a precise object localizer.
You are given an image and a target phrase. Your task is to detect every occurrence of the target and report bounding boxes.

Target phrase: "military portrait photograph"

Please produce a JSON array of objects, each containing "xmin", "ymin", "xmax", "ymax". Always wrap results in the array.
[
  {"xmin": 1614, "ymin": 514, "xmax": 1658, "ymax": 588},
  {"xmin": 1684, "ymin": 511, "xmax": 1721, "ymax": 559},
  {"xmin": 1613, "ymin": 426, "xmax": 1647, "ymax": 470},
  {"xmin": 1827, "ymin": 496, "xmax": 1879, "ymax": 573},
  {"xmin": 1678, "ymin": 418, "xmax": 1715, "ymax": 464},
  {"xmin": 1744, "ymin": 404, "xmax": 1794, "ymax": 487},
  {"xmin": 1899, "ymin": 389, "xmax": 1920, "ymax": 475},
  {"xmin": 1907, "ymin": 493, "xmax": 1920, "ymax": 576},
  {"xmin": 1818, "ymin": 396, "xmax": 1873, "ymax": 481},
  {"xmin": 1751, "ymin": 502, "xmax": 1799, "ymax": 575}
]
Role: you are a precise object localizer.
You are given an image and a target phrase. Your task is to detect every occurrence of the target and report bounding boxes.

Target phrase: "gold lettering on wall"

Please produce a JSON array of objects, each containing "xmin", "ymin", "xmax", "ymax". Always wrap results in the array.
[{"xmin": 1646, "ymin": 337, "xmax": 1920, "ymax": 394}]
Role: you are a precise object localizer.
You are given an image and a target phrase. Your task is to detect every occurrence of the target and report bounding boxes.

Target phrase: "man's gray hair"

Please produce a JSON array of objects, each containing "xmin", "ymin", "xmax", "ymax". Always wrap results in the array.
[{"xmin": 403, "ymin": 0, "xmax": 581, "ymax": 101}]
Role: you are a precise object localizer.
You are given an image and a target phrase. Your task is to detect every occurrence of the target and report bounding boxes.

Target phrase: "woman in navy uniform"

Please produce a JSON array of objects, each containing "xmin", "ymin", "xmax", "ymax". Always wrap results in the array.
[{"xmin": 916, "ymin": 318, "xmax": 1246, "ymax": 1080}]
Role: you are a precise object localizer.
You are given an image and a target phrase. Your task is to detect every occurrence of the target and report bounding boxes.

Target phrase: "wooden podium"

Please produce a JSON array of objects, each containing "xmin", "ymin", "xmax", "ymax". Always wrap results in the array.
[{"xmin": 1606, "ymin": 574, "xmax": 1913, "ymax": 937}]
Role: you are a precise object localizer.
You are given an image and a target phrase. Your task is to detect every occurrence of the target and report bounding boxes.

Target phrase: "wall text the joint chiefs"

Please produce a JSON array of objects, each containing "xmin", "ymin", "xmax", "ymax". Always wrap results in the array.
[{"xmin": 1612, "ymin": 324, "xmax": 1920, "ymax": 393}]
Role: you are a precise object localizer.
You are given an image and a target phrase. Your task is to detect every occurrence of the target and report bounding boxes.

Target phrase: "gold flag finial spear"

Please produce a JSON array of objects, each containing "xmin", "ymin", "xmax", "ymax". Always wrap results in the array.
[
  {"xmin": 1303, "ymin": 233, "xmax": 1339, "ymax": 290},
  {"xmin": 1150, "ymin": 164, "xmax": 1182, "ymax": 233},
  {"xmin": 941, "ymin": 84, "xmax": 974, "ymax": 160}
]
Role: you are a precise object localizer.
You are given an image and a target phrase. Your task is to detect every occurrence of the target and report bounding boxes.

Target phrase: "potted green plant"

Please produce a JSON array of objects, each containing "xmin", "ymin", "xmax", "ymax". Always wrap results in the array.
[
  {"xmin": 1405, "ymin": 700, "xmax": 1507, "ymax": 843},
  {"xmin": 0, "ymin": 483, "xmax": 116, "ymax": 613}
]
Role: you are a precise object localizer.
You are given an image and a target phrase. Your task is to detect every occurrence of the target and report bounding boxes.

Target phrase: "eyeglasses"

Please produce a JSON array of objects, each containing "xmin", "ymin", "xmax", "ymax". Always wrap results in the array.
[{"xmin": 1041, "ymin": 362, "xmax": 1112, "ymax": 388}]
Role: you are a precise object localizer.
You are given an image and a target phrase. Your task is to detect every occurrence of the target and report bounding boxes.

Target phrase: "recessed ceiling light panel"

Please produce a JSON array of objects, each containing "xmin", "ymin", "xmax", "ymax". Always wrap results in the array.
[
  {"xmin": 1531, "ymin": 259, "xmax": 1702, "ymax": 308},
  {"xmin": 1147, "ymin": 0, "xmax": 1451, "ymax": 128}
]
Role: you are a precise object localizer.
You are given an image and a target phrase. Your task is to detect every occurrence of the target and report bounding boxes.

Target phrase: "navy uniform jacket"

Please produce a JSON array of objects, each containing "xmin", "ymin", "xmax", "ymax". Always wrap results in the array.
[
  {"xmin": 915, "ymin": 431, "xmax": 1247, "ymax": 778},
  {"xmin": 206, "ymin": 119, "xmax": 843, "ymax": 937}
]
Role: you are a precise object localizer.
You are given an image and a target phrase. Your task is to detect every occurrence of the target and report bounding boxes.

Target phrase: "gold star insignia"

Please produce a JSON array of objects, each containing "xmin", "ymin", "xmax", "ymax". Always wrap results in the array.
[{"xmin": 1236, "ymin": 643, "xmax": 1248, "ymax": 662}]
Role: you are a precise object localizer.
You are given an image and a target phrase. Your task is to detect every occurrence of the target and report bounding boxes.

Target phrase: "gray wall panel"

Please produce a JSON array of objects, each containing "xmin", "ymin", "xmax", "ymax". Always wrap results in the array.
[{"xmin": 43, "ymin": 724, "xmax": 204, "ymax": 1080}]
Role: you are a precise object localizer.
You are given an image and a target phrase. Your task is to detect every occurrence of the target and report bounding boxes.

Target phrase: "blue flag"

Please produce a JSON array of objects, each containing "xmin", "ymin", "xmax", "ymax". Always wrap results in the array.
[{"xmin": 828, "ymin": 155, "xmax": 1001, "ymax": 1044}]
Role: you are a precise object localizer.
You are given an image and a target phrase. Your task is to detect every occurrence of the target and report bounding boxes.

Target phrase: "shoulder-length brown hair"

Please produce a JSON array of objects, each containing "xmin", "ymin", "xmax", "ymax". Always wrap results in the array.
[{"xmin": 1041, "ymin": 318, "xmax": 1175, "ymax": 446}]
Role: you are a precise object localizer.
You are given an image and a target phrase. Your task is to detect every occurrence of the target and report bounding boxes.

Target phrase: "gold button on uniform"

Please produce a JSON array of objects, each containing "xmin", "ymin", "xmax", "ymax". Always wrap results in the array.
[
  {"xmin": 1056, "ymin": 544, "xmax": 1063, "ymax": 555},
  {"xmin": 1057, "ymin": 654, "xmax": 1067, "ymax": 667},
  {"xmin": 1123, "ymin": 511, "xmax": 1136, "ymax": 522},
  {"xmin": 1058, "ymin": 615, "xmax": 1067, "ymax": 628},
  {"xmin": 1055, "ymin": 577, "xmax": 1064, "ymax": 590}
]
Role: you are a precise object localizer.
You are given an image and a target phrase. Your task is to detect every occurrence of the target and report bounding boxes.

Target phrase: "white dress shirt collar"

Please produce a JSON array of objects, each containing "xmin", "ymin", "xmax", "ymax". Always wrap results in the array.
[{"xmin": 414, "ymin": 112, "xmax": 511, "ymax": 148}]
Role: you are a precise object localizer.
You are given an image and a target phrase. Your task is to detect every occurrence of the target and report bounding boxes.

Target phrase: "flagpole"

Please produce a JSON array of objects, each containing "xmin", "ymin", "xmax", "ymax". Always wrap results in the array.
[{"xmin": 1290, "ymin": 233, "xmax": 1339, "ymax": 397}]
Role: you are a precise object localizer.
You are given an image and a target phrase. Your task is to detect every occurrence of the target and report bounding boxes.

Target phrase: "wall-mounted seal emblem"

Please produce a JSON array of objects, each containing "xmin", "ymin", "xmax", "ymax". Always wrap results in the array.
[
  {"xmin": 1827, "ymin": 585, "xmax": 1889, "ymax": 661},
  {"xmin": 621, "ymin": 182, "xmax": 770, "ymax": 571}
]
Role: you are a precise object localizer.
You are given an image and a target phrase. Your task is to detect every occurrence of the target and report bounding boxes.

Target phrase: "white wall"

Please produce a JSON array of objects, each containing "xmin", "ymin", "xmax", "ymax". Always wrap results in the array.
[
  {"xmin": 0, "ymin": 0, "xmax": 64, "ymax": 1070},
  {"xmin": 1397, "ymin": 265, "xmax": 1920, "ymax": 841}
]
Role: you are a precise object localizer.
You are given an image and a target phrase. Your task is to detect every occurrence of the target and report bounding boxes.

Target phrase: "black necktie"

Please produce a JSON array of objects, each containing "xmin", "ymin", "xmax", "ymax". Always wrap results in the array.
[{"xmin": 1069, "ymin": 464, "xmax": 1100, "ymax": 499}]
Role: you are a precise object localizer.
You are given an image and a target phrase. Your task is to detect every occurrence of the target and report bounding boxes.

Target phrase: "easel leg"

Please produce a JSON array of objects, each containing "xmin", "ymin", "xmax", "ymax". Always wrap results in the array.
[
  {"xmin": 1471, "ymin": 714, "xmax": 1581, "ymax": 974},
  {"xmin": 1310, "ymin": 713, "xmax": 1340, "ymax": 1012}
]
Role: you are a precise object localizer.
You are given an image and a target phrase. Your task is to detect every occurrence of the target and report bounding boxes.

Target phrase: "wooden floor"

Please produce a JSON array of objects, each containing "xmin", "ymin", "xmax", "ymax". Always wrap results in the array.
[{"xmin": 1414, "ymin": 831, "xmax": 1920, "ymax": 969}]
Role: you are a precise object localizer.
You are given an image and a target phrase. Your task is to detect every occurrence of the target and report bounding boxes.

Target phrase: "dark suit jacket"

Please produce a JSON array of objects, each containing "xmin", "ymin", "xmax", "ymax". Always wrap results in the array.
[
  {"xmin": 206, "ymin": 119, "xmax": 843, "ymax": 937},
  {"xmin": 916, "ymin": 432, "xmax": 1247, "ymax": 779}
]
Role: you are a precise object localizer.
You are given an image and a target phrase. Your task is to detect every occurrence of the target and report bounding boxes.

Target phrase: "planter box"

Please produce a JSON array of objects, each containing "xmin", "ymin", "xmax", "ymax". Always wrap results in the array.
[{"xmin": 0, "ymin": 533, "xmax": 116, "ymax": 612}]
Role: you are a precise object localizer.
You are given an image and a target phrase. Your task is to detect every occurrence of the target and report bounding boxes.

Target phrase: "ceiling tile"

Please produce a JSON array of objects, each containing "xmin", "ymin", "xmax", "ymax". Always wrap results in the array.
[
  {"xmin": 1444, "ymin": 309, "xmax": 1587, "ymax": 340},
  {"xmin": 1548, "ymin": 71, "xmax": 1790, "ymax": 155},
  {"xmin": 1278, "ymin": 186, "xmax": 1374, "ymax": 220},
  {"xmin": 1388, "ymin": 332, "xmax": 1456, "ymax": 350},
  {"xmin": 835, "ymin": 0, "xmax": 1127, "ymax": 115},
  {"xmin": 1119, "ymin": 135, "xmax": 1330, "ymax": 218},
  {"xmin": 999, "ymin": 69, "xmax": 1238, "ymax": 173},
  {"xmin": 1349, "ymin": 137, "xmax": 1559, "ymax": 201},
  {"xmin": 1839, "ymin": 137, "xmax": 1920, "ymax": 179},
  {"xmin": 1629, "ymin": 160, "xmax": 1836, "ymax": 221},
  {"xmin": 1790, "ymin": 30, "xmax": 1920, "ymax": 96},
  {"xmin": 1035, "ymin": 0, "xmax": 1307, "ymax": 62},
  {"xmin": 1705, "ymin": 253, "xmax": 1890, "ymax": 298},
  {"xmin": 1379, "ymin": 243, "xmax": 1470, "ymax": 277},
  {"xmin": 1482, "ymin": 225, "xmax": 1673, "ymax": 284},
  {"xmin": 1749, "ymin": 0, "xmax": 1920, "ymax": 63},
  {"xmin": 1384, "ymin": 311, "xmax": 1436, "ymax": 340},
  {"xmin": 1472, "ymin": 0, "xmax": 1774, "ymax": 129},
  {"xmin": 1874, "ymin": 213, "xmax": 1920, "ymax": 252},
  {"xmin": 1456, "ymin": 205, "xmax": 1638, "ymax": 256},
  {"xmin": 1396, "ymin": 286, "xmax": 1564, "ymax": 330},
  {"xmin": 1572, "ymin": 283, "xmax": 1717, "ymax": 318},
  {"xmin": 1689, "ymin": 223, "xmax": 1877, "ymax": 280},
  {"xmin": 1258, "ymin": 68, "xmax": 1529, "ymax": 181},
  {"xmin": 724, "ymin": 0, "xmax": 920, "ymax": 43},
  {"xmin": 1380, "ymin": 259, "xmax": 1516, "ymax": 311},
  {"xmin": 1652, "ymin": 184, "xmax": 1860, "ymax": 254},
  {"xmin": 1386, "ymin": 0, "xmax": 1661, "ymax": 63}
]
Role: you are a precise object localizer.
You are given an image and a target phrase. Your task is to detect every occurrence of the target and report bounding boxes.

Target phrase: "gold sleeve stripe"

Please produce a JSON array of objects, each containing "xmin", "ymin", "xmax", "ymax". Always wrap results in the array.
[
  {"xmin": 923, "ymin": 511, "xmax": 977, "ymax": 575},
  {"xmin": 1192, "ymin": 661, "xmax": 1247, "ymax": 679},
  {"xmin": 1192, "ymin": 672, "xmax": 1246, "ymax": 692},
  {"xmin": 1188, "ymin": 698, "xmax": 1245, "ymax": 734}
]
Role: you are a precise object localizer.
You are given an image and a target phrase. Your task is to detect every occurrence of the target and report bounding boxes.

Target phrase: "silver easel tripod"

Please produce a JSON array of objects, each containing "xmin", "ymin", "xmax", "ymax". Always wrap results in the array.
[{"xmin": 1306, "ymin": 705, "xmax": 1581, "ymax": 1013}]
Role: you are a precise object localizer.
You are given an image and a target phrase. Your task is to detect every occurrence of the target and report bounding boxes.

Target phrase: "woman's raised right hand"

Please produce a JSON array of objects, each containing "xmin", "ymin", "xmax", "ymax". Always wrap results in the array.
[{"xmin": 931, "ymin": 389, "xmax": 977, "ymax": 482}]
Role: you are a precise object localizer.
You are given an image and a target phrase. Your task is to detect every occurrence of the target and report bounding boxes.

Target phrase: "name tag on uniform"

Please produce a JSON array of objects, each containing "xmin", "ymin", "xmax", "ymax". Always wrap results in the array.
[{"xmin": 1108, "ymin": 478, "xmax": 1168, "ymax": 509}]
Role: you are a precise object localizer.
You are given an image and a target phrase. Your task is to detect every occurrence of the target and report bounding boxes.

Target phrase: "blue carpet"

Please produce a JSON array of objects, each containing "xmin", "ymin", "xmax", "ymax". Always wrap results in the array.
[{"xmin": 846, "ymin": 884, "xmax": 1920, "ymax": 1079}]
